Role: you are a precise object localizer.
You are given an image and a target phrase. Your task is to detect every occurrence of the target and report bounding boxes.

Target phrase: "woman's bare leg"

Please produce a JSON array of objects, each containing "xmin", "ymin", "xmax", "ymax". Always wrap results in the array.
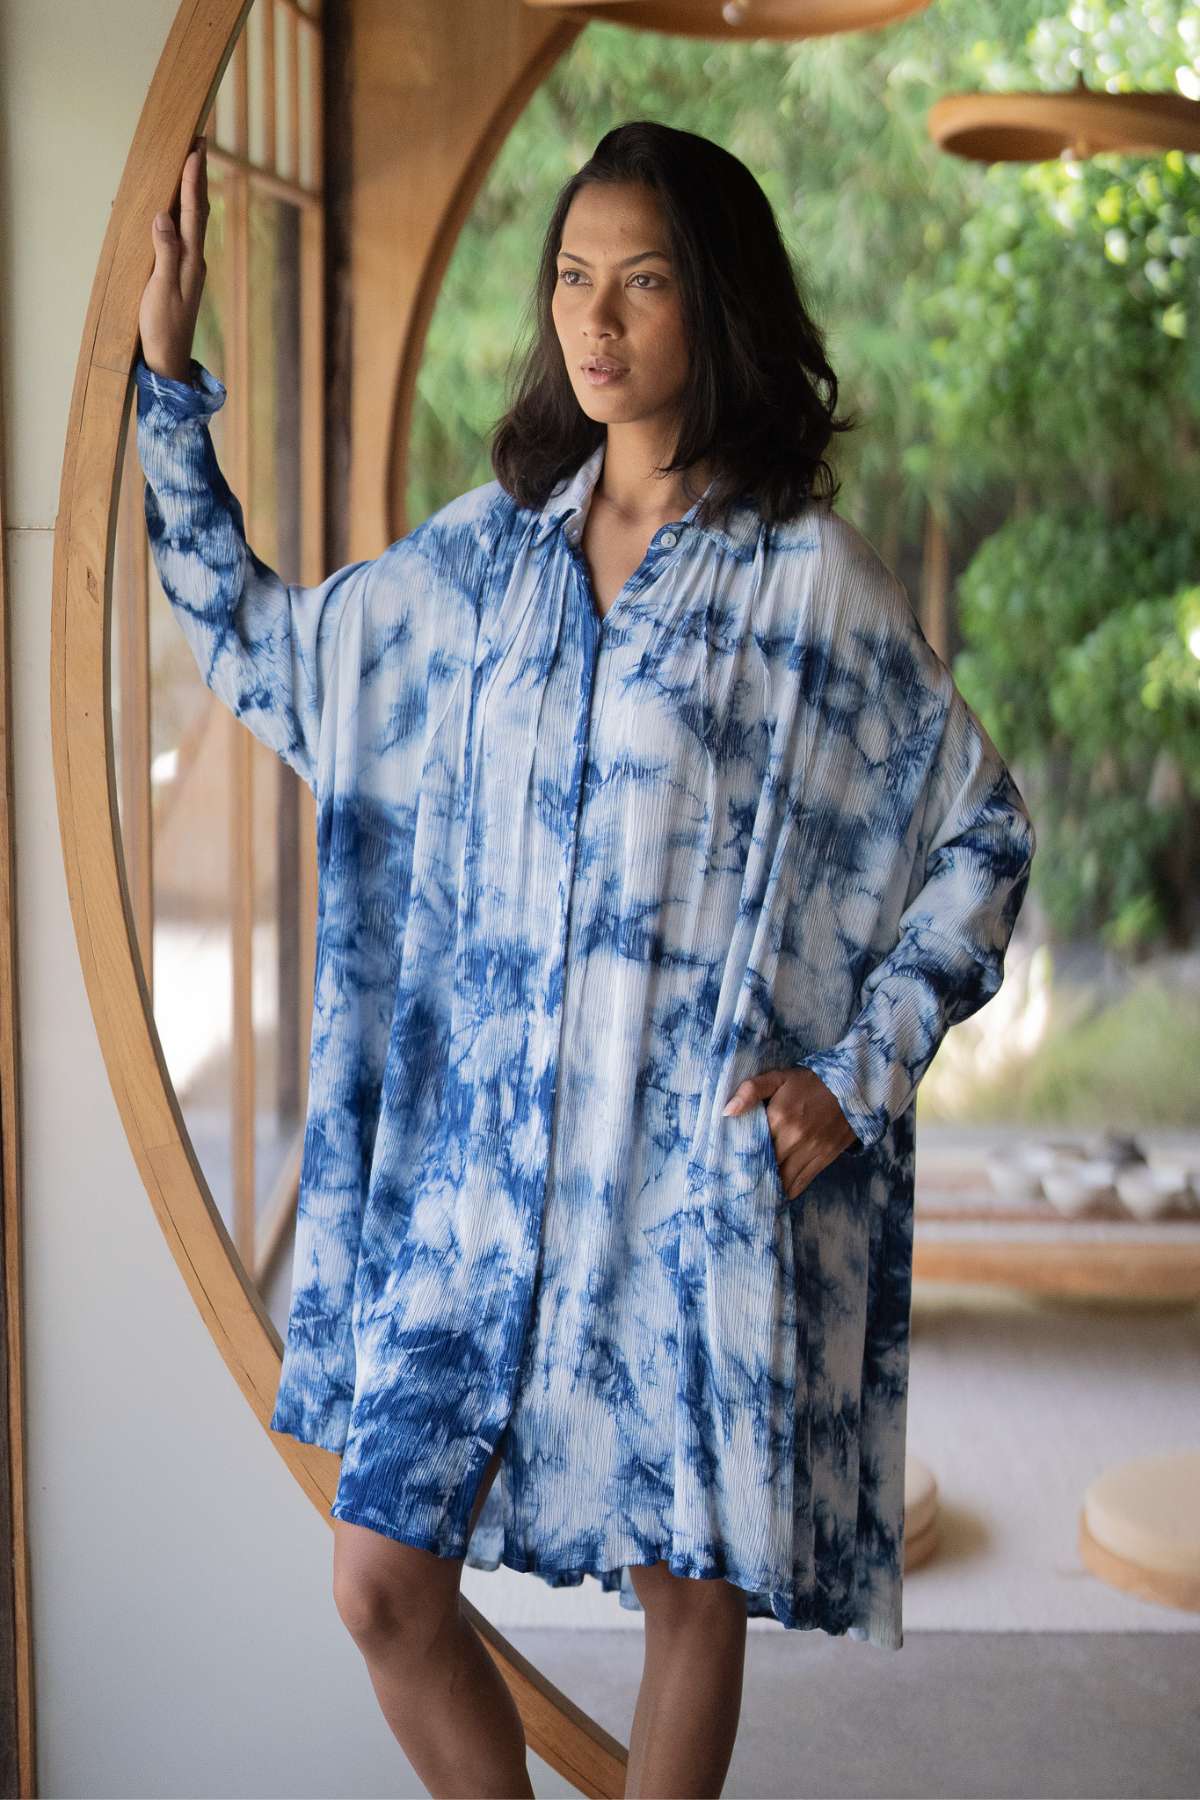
[
  {"xmin": 622, "ymin": 1560, "xmax": 748, "ymax": 1799},
  {"xmin": 332, "ymin": 1441, "xmax": 533, "ymax": 1800}
]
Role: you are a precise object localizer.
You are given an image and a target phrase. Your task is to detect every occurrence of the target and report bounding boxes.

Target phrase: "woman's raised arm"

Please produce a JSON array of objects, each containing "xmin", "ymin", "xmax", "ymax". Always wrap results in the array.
[
  {"xmin": 134, "ymin": 358, "xmax": 373, "ymax": 795},
  {"xmin": 134, "ymin": 135, "xmax": 371, "ymax": 794}
]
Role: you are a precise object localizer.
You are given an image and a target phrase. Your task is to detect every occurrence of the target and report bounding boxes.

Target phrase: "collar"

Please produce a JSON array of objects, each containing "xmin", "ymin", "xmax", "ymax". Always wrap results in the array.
[{"xmin": 528, "ymin": 441, "xmax": 763, "ymax": 559}]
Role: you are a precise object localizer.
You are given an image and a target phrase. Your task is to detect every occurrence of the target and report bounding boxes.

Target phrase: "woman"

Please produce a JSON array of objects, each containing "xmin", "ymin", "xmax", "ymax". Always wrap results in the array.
[{"xmin": 136, "ymin": 120, "xmax": 1035, "ymax": 1799}]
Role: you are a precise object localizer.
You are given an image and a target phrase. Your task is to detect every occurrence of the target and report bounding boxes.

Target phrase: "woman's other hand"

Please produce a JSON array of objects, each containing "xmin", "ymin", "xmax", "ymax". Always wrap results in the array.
[
  {"xmin": 138, "ymin": 136, "xmax": 209, "ymax": 384},
  {"xmin": 723, "ymin": 1065, "xmax": 862, "ymax": 1199}
]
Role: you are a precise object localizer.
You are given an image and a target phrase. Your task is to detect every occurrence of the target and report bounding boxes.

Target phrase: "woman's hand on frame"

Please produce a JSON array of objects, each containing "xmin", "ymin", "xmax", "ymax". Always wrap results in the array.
[{"xmin": 138, "ymin": 135, "xmax": 209, "ymax": 385}]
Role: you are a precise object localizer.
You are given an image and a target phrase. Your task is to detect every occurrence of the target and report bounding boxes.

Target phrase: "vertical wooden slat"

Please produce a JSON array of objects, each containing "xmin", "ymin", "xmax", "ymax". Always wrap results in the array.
[
  {"xmin": 287, "ymin": 2, "xmax": 301, "ymax": 186},
  {"xmin": 300, "ymin": 206, "xmax": 324, "ymax": 597},
  {"xmin": 263, "ymin": 0, "xmax": 277, "ymax": 172},
  {"xmin": 233, "ymin": 737, "xmax": 256, "ymax": 1265},
  {"xmin": 228, "ymin": 162, "xmax": 256, "ymax": 1267},
  {"xmin": 297, "ymin": 196, "xmax": 325, "ymax": 1113},
  {"xmin": 232, "ymin": 23, "xmax": 249, "ymax": 162},
  {"xmin": 294, "ymin": 0, "xmax": 332, "ymax": 1131},
  {"xmin": 306, "ymin": 14, "xmax": 323, "ymax": 192}
]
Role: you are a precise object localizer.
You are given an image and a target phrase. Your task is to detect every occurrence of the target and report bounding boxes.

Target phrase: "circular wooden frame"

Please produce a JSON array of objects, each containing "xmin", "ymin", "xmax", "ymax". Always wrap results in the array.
[{"xmin": 50, "ymin": 1, "xmax": 624, "ymax": 1791}]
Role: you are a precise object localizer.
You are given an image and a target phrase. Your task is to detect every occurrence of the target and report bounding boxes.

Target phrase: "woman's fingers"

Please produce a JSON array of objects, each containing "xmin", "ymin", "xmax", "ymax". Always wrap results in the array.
[
  {"xmin": 178, "ymin": 140, "xmax": 208, "ymax": 291},
  {"xmin": 147, "ymin": 143, "xmax": 205, "ymax": 295},
  {"xmin": 151, "ymin": 209, "xmax": 182, "ymax": 288}
]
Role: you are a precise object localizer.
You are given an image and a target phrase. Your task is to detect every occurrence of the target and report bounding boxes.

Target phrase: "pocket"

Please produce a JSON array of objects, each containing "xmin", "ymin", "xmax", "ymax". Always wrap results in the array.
[
  {"xmin": 704, "ymin": 1097, "xmax": 790, "ymax": 1220},
  {"xmin": 749, "ymin": 1100, "xmax": 790, "ymax": 1212}
]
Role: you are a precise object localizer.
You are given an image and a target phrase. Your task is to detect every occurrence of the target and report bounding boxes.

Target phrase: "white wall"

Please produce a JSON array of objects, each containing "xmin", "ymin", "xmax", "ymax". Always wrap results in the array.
[{"xmin": 0, "ymin": 4, "xmax": 604, "ymax": 1795}]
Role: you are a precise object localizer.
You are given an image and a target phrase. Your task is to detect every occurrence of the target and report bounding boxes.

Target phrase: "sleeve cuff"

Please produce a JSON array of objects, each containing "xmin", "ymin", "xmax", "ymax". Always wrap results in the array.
[
  {"xmin": 796, "ymin": 1047, "xmax": 884, "ymax": 1157},
  {"xmin": 134, "ymin": 354, "xmax": 227, "ymax": 426}
]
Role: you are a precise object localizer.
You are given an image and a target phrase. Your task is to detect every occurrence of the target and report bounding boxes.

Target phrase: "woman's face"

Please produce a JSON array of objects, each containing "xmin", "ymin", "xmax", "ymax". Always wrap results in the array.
[{"xmin": 551, "ymin": 181, "xmax": 690, "ymax": 433}]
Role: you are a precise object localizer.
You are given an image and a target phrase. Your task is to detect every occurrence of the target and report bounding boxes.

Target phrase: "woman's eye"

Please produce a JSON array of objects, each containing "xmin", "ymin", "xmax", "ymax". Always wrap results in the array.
[{"xmin": 557, "ymin": 270, "xmax": 661, "ymax": 289}]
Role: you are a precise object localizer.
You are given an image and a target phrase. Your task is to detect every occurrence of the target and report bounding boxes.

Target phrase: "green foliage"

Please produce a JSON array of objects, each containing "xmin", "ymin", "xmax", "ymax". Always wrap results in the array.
[
  {"xmin": 1031, "ymin": 792, "xmax": 1178, "ymax": 946},
  {"xmin": 916, "ymin": 149, "xmax": 1200, "ymax": 508},
  {"xmin": 953, "ymin": 509, "xmax": 1200, "ymax": 746},
  {"xmin": 1052, "ymin": 587, "xmax": 1200, "ymax": 784},
  {"xmin": 954, "ymin": 511, "xmax": 1200, "ymax": 944}
]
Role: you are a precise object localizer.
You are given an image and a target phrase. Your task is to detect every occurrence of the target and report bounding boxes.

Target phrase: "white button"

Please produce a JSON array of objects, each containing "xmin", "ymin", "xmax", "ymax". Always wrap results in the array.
[{"xmin": 660, "ymin": 530, "xmax": 678, "ymax": 547}]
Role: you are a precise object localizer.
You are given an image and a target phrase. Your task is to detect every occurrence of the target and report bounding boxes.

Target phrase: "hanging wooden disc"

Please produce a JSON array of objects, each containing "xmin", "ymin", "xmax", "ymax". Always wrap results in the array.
[
  {"xmin": 929, "ymin": 75, "xmax": 1200, "ymax": 162},
  {"xmin": 521, "ymin": 0, "xmax": 933, "ymax": 41}
]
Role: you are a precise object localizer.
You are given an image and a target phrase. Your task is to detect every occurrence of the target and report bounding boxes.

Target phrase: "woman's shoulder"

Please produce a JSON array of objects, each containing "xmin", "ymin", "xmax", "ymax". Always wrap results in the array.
[
  {"xmin": 767, "ymin": 500, "xmax": 955, "ymax": 708},
  {"xmin": 772, "ymin": 501, "xmax": 916, "ymax": 629},
  {"xmin": 769, "ymin": 499, "xmax": 899, "ymax": 587}
]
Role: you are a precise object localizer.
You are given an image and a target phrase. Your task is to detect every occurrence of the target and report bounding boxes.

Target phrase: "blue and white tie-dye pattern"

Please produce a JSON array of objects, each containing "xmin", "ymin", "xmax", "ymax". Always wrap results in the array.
[{"xmin": 134, "ymin": 354, "xmax": 1035, "ymax": 1650}]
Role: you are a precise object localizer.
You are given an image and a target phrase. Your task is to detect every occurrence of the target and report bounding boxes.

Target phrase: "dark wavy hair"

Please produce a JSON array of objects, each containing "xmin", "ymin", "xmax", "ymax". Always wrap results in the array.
[{"xmin": 490, "ymin": 119, "xmax": 858, "ymax": 530}]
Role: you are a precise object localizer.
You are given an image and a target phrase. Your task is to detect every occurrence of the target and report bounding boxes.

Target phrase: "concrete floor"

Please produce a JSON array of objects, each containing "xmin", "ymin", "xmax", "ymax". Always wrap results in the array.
[{"xmin": 518, "ymin": 1626, "xmax": 1200, "ymax": 1799}]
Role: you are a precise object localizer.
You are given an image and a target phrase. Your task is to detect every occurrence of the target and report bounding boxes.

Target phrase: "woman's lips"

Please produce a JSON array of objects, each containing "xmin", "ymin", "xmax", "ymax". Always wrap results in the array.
[{"xmin": 582, "ymin": 362, "xmax": 629, "ymax": 386}]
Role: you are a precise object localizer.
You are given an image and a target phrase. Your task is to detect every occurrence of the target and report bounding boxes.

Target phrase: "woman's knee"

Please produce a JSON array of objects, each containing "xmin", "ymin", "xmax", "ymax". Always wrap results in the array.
[
  {"xmin": 628, "ymin": 1559, "xmax": 747, "ymax": 1627},
  {"xmin": 330, "ymin": 1436, "xmax": 506, "ymax": 1649},
  {"xmin": 332, "ymin": 1520, "xmax": 462, "ymax": 1654}
]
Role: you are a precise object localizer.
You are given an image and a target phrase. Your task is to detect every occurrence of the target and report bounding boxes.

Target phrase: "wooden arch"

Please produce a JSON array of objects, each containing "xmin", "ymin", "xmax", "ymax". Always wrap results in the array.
[{"xmin": 49, "ymin": 0, "xmax": 627, "ymax": 1791}]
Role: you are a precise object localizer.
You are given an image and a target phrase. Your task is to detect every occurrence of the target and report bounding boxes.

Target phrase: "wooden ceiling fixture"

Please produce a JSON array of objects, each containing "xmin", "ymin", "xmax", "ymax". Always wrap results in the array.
[
  {"xmin": 521, "ymin": 0, "xmax": 933, "ymax": 42},
  {"xmin": 929, "ymin": 72, "xmax": 1200, "ymax": 162}
]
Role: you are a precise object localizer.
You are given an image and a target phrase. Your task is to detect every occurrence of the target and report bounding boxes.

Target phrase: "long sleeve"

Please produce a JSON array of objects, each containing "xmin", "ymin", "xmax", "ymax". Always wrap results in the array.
[
  {"xmin": 798, "ymin": 679, "xmax": 1036, "ymax": 1152},
  {"xmin": 134, "ymin": 354, "xmax": 373, "ymax": 796}
]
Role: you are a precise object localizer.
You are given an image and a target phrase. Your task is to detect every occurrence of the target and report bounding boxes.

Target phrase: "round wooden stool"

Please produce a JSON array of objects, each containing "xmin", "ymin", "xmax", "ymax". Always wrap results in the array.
[
  {"xmin": 904, "ymin": 1453, "xmax": 939, "ymax": 1570},
  {"xmin": 1079, "ymin": 1449, "xmax": 1200, "ymax": 1612}
]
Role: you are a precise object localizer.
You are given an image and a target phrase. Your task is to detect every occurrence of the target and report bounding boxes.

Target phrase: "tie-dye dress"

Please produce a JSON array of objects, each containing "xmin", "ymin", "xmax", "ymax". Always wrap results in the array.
[{"xmin": 134, "ymin": 354, "xmax": 1036, "ymax": 1650}]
